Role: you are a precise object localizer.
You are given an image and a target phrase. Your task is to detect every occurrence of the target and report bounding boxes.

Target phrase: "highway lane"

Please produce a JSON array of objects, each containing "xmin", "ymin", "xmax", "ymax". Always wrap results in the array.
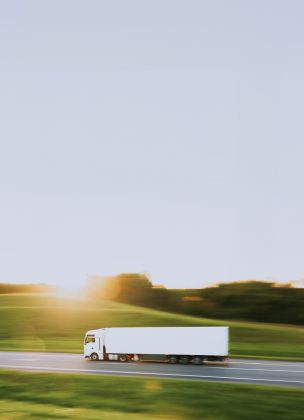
[{"xmin": 1, "ymin": 351, "xmax": 304, "ymax": 387}]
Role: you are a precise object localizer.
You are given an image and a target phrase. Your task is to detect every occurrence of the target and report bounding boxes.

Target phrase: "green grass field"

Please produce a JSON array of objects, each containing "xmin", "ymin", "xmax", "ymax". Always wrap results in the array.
[
  {"xmin": 1, "ymin": 369, "xmax": 303, "ymax": 419},
  {"xmin": 0, "ymin": 294, "xmax": 304, "ymax": 360}
]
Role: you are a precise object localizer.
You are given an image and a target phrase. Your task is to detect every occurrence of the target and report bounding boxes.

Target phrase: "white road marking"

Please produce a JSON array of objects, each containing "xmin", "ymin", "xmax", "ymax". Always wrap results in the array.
[
  {"xmin": 0, "ymin": 364, "xmax": 303, "ymax": 385},
  {"xmin": 1, "ymin": 353, "xmax": 302, "ymax": 367},
  {"xmin": 1, "ymin": 358, "xmax": 304, "ymax": 374},
  {"xmin": 0, "ymin": 352, "xmax": 80, "ymax": 358},
  {"xmin": 208, "ymin": 366, "xmax": 304, "ymax": 373},
  {"xmin": 229, "ymin": 360, "xmax": 304, "ymax": 367},
  {"xmin": 3, "ymin": 354, "xmax": 304, "ymax": 367}
]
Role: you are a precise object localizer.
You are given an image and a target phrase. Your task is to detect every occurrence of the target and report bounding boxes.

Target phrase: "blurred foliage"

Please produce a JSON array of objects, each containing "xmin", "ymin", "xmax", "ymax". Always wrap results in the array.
[
  {"xmin": 0, "ymin": 283, "xmax": 56, "ymax": 294},
  {"xmin": 177, "ymin": 281, "xmax": 304, "ymax": 325},
  {"xmin": 87, "ymin": 273, "xmax": 179, "ymax": 311},
  {"xmin": 86, "ymin": 275, "xmax": 304, "ymax": 325}
]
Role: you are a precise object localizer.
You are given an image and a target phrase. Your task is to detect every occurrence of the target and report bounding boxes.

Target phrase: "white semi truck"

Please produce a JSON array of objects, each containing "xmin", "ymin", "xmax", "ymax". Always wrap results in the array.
[{"xmin": 84, "ymin": 326, "xmax": 229, "ymax": 364}]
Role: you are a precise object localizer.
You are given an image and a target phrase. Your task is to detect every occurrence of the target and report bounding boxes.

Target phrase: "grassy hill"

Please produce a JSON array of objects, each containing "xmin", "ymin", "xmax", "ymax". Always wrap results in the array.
[{"xmin": 0, "ymin": 294, "xmax": 304, "ymax": 360}]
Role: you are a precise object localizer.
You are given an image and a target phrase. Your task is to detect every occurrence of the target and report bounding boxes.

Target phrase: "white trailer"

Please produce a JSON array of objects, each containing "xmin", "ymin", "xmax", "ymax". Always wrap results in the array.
[{"xmin": 84, "ymin": 327, "xmax": 229, "ymax": 364}]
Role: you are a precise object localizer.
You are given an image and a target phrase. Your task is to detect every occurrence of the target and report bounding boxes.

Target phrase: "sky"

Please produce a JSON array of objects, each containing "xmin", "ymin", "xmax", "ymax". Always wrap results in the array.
[{"xmin": 1, "ymin": 0, "xmax": 304, "ymax": 290}]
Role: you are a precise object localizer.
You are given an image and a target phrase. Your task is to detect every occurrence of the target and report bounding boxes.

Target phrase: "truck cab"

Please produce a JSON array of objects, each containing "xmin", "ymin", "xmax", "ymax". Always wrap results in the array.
[{"xmin": 84, "ymin": 329, "xmax": 104, "ymax": 361}]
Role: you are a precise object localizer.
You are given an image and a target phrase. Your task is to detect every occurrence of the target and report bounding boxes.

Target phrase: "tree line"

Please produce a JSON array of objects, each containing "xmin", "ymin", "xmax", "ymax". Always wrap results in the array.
[
  {"xmin": 0, "ymin": 283, "xmax": 56, "ymax": 294},
  {"xmin": 86, "ymin": 273, "xmax": 304, "ymax": 325}
]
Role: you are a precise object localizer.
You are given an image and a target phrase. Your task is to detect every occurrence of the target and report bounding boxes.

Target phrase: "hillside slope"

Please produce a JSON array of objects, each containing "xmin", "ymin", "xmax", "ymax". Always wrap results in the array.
[{"xmin": 0, "ymin": 294, "xmax": 303, "ymax": 360}]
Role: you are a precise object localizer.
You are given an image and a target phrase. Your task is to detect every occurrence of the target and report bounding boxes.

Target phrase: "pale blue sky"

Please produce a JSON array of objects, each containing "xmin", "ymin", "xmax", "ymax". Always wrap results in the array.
[{"xmin": 1, "ymin": 1, "xmax": 304, "ymax": 289}]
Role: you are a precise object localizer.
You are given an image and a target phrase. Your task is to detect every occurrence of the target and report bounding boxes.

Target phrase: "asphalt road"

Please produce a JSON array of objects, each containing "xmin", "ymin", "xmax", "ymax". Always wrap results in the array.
[{"xmin": 1, "ymin": 351, "xmax": 304, "ymax": 387}]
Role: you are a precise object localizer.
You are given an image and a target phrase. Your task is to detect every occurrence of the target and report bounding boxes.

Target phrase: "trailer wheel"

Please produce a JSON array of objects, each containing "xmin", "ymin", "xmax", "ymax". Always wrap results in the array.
[
  {"xmin": 168, "ymin": 355, "xmax": 178, "ymax": 364},
  {"xmin": 90, "ymin": 353, "xmax": 99, "ymax": 361},
  {"xmin": 180, "ymin": 356, "xmax": 189, "ymax": 364},
  {"xmin": 118, "ymin": 354, "xmax": 128, "ymax": 362}
]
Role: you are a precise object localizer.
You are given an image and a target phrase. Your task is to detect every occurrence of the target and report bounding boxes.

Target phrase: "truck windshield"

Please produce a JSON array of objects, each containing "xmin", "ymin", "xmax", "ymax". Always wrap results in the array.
[{"xmin": 85, "ymin": 335, "xmax": 95, "ymax": 344}]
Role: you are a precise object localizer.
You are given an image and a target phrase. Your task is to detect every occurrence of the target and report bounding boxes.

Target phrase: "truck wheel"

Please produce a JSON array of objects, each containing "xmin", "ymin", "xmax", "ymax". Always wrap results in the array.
[
  {"xmin": 118, "ymin": 354, "xmax": 128, "ymax": 362},
  {"xmin": 192, "ymin": 356, "xmax": 202, "ymax": 365},
  {"xmin": 180, "ymin": 356, "xmax": 189, "ymax": 364},
  {"xmin": 91, "ymin": 353, "xmax": 99, "ymax": 361},
  {"xmin": 168, "ymin": 355, "xmax": 178, "ymax": 364}
]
